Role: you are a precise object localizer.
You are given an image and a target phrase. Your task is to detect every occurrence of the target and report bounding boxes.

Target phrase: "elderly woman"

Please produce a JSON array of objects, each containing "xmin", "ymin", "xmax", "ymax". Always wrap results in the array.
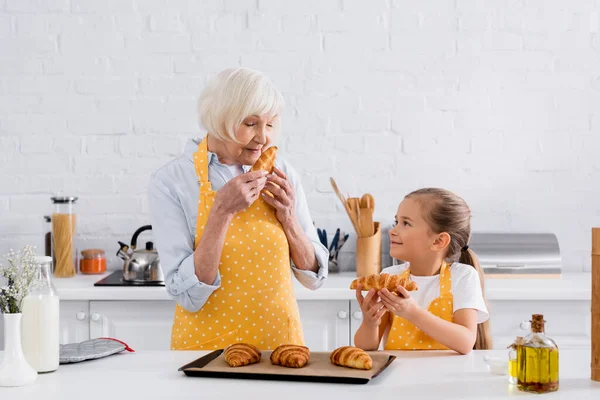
[{"xmin": 148, "ymin": 68, "xmax": 328, "ymax": 350}]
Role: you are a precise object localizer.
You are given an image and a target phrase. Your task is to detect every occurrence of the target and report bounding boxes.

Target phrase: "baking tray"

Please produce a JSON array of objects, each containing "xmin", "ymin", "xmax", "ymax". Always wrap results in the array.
[{"xmin": 179, "ymin": 350, "xmax": 396, "ymax": 384}]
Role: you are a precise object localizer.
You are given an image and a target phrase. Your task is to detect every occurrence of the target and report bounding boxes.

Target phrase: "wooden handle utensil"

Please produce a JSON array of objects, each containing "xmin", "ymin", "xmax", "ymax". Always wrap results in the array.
[
  {"xmin": 359, "ymin": 194, "xmax": 375, "ymax": 237},
  {"xmin": 330, "ymin": 178, "xmax": 360, "ymax": 234},
  {"xmin": 592, "ymin": 228, "xmax": 600, "ymax": 381}
]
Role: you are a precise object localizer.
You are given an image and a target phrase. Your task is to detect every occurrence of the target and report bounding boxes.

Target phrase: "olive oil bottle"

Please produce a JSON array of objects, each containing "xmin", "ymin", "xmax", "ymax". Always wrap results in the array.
[{"xmin": 517, "ymin": 314, "xmax": 559, "ymax": 393}]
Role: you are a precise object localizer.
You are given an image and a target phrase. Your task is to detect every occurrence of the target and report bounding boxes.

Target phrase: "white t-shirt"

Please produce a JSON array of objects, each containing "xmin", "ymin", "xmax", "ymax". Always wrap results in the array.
[{"xmin": 381, "ymin": 262, "xmax": 489, "ymax": 324}]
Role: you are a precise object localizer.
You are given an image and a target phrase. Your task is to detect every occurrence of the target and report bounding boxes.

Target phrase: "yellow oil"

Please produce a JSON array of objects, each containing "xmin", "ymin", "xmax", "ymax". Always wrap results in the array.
[
  {"xmin": 517, "ymin": 346, "xmax": 559, "ymax": 393},
  {"xmin": 508, "ymin": 359, "xmax": 518, "ymax": 378}
]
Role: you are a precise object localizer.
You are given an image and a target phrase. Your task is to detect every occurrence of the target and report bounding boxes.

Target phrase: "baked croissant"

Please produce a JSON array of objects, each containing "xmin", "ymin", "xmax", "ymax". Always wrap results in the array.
[
  {"xmin": 224, "ymin": 343, "xmax": 261, "ymax": 367},
  {"xmin": 270, "ymin": 344, "xmax": 310, "ymax": 368},
  {"xmin": 350, "ymin": 273, "xmax": 418, "ymax": 293},
  {"xmin": 330, "ymin": 346, "xmax": 373, "ymax": 370},
  {"xmin": 251, "ymin": 146, "xmax": 278, "ymax": 174}
]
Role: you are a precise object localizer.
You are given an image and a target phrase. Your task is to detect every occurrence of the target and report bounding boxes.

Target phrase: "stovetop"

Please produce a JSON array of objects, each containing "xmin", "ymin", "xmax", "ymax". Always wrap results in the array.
[{"xmin": 94, "ymin": 270, "xmax": 165, "ymax": 287}]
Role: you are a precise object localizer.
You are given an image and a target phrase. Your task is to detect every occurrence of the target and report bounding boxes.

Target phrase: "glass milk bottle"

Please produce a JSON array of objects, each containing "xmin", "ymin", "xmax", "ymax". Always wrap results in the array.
[{"xmin": 21, "ymin": 256, "xmax": 60, "ymax": 373}]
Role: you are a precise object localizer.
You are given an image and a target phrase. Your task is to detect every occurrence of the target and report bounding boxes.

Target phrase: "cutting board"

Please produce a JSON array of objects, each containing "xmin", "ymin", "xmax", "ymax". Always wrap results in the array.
[{"xmin": 179, "ymin": 350, "xmax": 396, "ymax": 384}]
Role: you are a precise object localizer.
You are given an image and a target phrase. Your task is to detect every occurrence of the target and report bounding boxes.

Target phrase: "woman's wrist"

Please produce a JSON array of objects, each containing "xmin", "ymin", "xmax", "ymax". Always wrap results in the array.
[
  {"xmin": 211, "ymin": 200, "xmax": 234, "ymax": 221},
  {"xmin": 280, "ymin": 212, "xmax": 299, "ymax": 233}
]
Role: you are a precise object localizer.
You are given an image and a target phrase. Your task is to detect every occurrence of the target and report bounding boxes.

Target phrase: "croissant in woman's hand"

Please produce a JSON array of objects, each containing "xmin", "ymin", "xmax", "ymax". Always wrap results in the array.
[
  {"xmin": 330, "ymin": 346, "xmax": 373, "ymax": 370},
  {"xmin": 270, "ymin": 344, "xmax": 310, "ymax": 368},
  {"xmin": 224, "ymin": 343, "xmax": 261, "ymax": 367},
  {"xmin": 251, "ymin": 146, "xmax": 277, "ymax": 174}
]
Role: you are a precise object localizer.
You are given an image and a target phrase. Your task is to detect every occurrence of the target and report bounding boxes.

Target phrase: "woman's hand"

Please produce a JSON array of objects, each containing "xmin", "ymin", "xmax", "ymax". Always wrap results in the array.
[
  {"xmin": 379, "ymin": 286, "xmax": 418, "ymax": 319},
  {"xmin": 213, "ymin": 170, "xmax": 268, "ymax": 217},
  {"xmin": 356, "ymin": 284, "xmax": 387, "ymax": 328},
  {"xmin": 261, "ymin": 167, "xmax": 297, "ymax": 228}
]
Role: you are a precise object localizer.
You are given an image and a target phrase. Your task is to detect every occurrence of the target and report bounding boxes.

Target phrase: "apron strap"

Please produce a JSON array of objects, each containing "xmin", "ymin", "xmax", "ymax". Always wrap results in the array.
[
  {"xmin": 193, "ymin": 135, "xmax": 215, "ymax": 248},
  {"xmin": 402, "ymin": 261, "xmax": 452, "ymax": 298},
  {"xmin": 439, "ymin": 261, "xmax": 452, "ymax": 298},
  {"xmin": 193, "ymin": 134, "xmax": 212, "ymax": 194}
]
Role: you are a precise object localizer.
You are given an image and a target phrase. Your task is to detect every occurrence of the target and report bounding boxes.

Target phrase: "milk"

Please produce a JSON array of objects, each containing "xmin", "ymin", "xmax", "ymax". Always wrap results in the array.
[{"xmin": 21, "ymin": 294, "xmax": 60, "ymax": 373}]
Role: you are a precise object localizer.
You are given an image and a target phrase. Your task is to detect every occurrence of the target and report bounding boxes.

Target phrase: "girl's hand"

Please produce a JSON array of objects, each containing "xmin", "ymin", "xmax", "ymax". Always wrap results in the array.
[
  {"xmin": 356, "ymin": 284, "xmax": 387, "ymax": 328},
  {"xmin": 379, "ymin": 286, "xmax": 418, "ymax": 319}
]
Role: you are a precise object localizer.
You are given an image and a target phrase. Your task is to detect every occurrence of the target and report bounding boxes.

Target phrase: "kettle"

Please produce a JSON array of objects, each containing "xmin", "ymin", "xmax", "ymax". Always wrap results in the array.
[{"xmin": 117, "ymin": 225, "xmax": 164, "ymax": 283}]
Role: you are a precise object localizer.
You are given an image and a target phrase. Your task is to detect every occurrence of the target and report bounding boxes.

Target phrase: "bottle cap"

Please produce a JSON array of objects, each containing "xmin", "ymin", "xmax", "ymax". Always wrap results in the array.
[{"xmin": 51, "ymin": 196, "xmax": 78, "ymax": 204}]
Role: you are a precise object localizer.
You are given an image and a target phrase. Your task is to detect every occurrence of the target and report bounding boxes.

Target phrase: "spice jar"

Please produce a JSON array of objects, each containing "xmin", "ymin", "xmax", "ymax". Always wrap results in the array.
[
  {"xmin": 80, "ymin": 249, "xmax": 107, "ymax": 274},
  {"xmin": 51, "ymin": 196, "xmax": 78, "ymax": 278}
]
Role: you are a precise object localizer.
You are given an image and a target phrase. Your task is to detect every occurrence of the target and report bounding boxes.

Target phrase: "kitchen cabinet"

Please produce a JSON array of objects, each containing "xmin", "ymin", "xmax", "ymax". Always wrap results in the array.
[
  {"xmin": 85, "ymin": 300, "xmax": 353, "ymax": 352},
  {"xmin": 349, "ymin": 299, "xmax": 590, "ymax": 350},
  {"xmin": 487, "ymin": 300, "xmax": 590, "ymax": 349},
  {"xmin": 89, "ymin": 301, "xmax": 175, "ymax": 351},
  {"xmin": 59, "ymin": 301, "xmax": 90, "ymax": 345},
  {"xmin": 52, "ymin": 298, "xmax": 590, "ymax": 352},
  {"xmin": 349, "ymin": 300, "xmax": 363, "ymax": 346},
  {"xmin": 55, "ymin": 300, "xmax": 352, "ymax": 351},
  {"xmin": 0, "ymin": 302, "xmax": 90, "ymax": 350},
  {"xmin": 297, "ymin": 300, "xmax": 350, "ymax": 351}
]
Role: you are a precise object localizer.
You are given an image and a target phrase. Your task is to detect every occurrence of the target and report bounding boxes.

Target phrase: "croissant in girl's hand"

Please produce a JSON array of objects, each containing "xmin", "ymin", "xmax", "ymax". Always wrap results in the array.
[
  {"xmin": 270, "ymin": 344, "xmax": 310, "ymax": 368},
  {"xmin": 330, "ymin": 346, "xmax": 373, "ymax": 370},
  {"xmin": 224, "ymin": 343, "xmax": 261, "ymax": 367},
  {"xmin": 350, "ymin": 273, "xmax": 418, "ymax": 293}
]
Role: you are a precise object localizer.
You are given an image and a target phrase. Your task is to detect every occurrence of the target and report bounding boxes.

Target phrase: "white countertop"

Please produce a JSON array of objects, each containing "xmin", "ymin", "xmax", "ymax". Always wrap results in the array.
[
  {"xmin": 2, "ymin": 349, "xmax": 598, "ymax": 399},
  {"xmin": 51, "ymin": 271, "xmax": 592, "ymax": 302}
]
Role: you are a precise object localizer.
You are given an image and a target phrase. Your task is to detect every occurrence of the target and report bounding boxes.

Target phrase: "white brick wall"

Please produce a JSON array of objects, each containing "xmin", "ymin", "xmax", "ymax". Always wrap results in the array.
[{"xmin": 1, "ymin": 1, "xmax": 599, "ymax": 272}]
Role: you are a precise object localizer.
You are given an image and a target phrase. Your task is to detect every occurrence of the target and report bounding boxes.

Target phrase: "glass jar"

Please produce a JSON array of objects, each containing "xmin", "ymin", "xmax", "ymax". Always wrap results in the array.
[
  {"xmin": 517, "ymin": 314, "xmax": 559, "ymax": 393},
  {"xmin": 51, "ymin": 196, "xmax": 78, "ymax": 278},
  {"xmin": 508, "ymin": 336, "xmax": 524, "ymax": 384},
  {"xmin": 21, "ymin": 256, "xmax": 60, "ymax": 373},
  {"xmin": 80, "ymin": 249, "xmax": 107, "ymax": 274}
]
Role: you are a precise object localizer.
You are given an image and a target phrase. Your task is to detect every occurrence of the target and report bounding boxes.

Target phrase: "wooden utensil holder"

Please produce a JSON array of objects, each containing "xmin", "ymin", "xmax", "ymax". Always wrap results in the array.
[
  {"xmin": 356, "ymin": 222, "xmax": 381, "ymax": 277},
  {"xmin": 592, "ymin": 228, "xmax": 600, "ymax": 381}
]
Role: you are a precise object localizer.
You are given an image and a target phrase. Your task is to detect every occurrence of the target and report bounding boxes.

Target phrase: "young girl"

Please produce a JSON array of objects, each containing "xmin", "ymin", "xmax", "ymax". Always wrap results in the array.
[{"xmin": 354, "ymin": 188, "xmax": 491, "ymax": 354}]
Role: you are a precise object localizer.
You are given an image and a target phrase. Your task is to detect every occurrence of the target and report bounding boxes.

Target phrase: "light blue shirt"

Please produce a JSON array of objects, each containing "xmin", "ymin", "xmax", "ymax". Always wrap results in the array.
[{"xmin": 148, "ymin": 138, "xmax": 329, "ymax": 312}]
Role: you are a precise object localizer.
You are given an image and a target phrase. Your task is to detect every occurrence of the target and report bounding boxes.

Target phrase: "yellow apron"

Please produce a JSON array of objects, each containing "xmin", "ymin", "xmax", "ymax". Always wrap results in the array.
[
  {"xmin": 170, "ymin": 136, "xmax": 304, "ymax": 350},
  {"xmin": 384, "ymin": 261, "xmax": 453, "ymax": 350}
]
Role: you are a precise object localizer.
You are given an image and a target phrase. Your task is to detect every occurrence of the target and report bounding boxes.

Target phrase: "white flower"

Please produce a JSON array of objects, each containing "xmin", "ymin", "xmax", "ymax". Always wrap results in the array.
[{"xmin": 0, "ymin": 245, "xmax": 39, "ymax": 314}]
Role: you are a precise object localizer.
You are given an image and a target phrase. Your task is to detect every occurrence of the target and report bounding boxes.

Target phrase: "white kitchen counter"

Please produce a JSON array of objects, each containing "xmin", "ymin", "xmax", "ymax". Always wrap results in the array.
[
  {"xmin": 1, "ymin": 349, "xmax": 598, "ymax": 399},
  {"xmin": 52, "ymin": 271, "xmax": 592, "ymax": 302}
]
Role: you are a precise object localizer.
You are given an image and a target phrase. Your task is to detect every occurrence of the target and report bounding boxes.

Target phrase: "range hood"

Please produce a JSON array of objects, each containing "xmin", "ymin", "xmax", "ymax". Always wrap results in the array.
[
  {"xmin": 470, "ymin": 232, "xmax": 561, "ymax": 277},
  {"xmin": 388, "ymin": 231, "xmax": 562, "ymax": 278}
]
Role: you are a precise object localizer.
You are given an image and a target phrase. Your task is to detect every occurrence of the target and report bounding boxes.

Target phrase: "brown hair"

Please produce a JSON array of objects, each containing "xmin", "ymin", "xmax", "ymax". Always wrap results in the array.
[{"xmin": 406, "ymin": 188, "xmax": 492, "ymax": 350}]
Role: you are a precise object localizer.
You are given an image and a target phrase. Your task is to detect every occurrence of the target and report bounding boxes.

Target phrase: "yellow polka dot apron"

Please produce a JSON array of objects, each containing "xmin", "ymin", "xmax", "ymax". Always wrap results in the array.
[
  {"xmin": 170, "ymin": 136, "xmax": 304, "ymax": 350},
  {"xmin": 384, "ymin": 261, "xmax": 453, "ymax": 350}
]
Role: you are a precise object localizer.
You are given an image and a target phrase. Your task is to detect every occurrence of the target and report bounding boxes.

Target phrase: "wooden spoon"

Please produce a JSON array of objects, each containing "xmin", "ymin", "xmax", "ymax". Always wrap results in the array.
[
  {"xmin": 351, "ymin": 198, "xmax": 362, "ymax": 236},
  {"xmin": 360, "ymin": 193, "xmax": 375, "ymax": 237},
  {"xmin": 361, "ymin": 193, "xmax": 375, "ymax": 211},
  {"xmin": 347, "ymin": 198, "xmax": 362, "ymax": 235},
  {"xmin": 330, "ymin": 178, "xmax": 360, "ymax": 234}
]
